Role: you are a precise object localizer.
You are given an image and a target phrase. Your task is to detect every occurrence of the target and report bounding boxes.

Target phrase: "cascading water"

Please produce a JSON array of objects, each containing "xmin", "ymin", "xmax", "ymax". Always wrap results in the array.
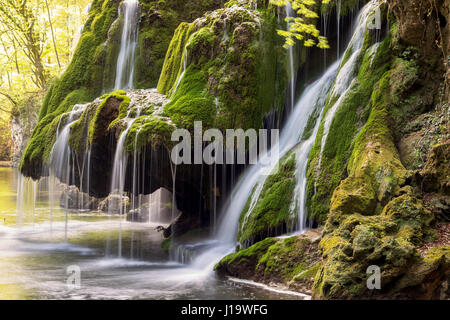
[
  {"xmin": 187, "ymin": 0, "xmax": 382, "ymax": 272},
  {"xmin": 337, "ymin": 0, "xmax": 341, "ymax": 59},
  {"xmin": 50, "ymin": 104, "xmax": 89, "ymax": 239},
  {"xmin": 15, "ymin": 103, "xmax": 89, "ymax": 240},
  {"xmin": 114, "ymin": 0, "xmax": 139, "ymax": 90},
  {"xmin": 50, "ymin": 104, "xmax": 88, "ymax": 186},
  {"xmin": 318, "ymin": 0, "xmax": 382, "ymax": 168},
  {"xmin": 285, "ymin": 3, "xmax": 295, "ymax": 112}
]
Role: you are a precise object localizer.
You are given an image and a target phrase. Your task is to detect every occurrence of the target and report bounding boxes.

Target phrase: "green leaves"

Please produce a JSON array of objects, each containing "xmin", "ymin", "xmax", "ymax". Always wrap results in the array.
[{"xmin": 270, "ymin": 0, "xmax": 330, "ymax": 49}]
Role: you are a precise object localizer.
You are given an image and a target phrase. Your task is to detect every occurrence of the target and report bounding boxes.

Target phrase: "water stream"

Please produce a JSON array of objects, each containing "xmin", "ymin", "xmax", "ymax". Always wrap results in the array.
[
  {"xmin": 186, "ymin": 0, "xmax": 380, "ymax": 269},
  {"xmin": 3, "ymin": 0, "xmax": 381, "ymax": 300},
  {"xmin": 114, "ymin": 0, "xmax": 139, "ymax": 90},
  {"xmin": 0, "ymin": 167, "xmax": 306, "ymax": 299}
]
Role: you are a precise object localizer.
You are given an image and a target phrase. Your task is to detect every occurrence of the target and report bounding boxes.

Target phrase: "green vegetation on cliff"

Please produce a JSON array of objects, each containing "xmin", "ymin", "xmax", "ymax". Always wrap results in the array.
[
  {"xmin": 306, "ymin": 8, "xmax": 391, "ymax": 223},
  {"xmin": 20, "ymin": 0, "xmax": 222, "ymax": 178},
  {"xmin": 216, "ymin": 231, "xmax": 322, "ymax": 293},
  {"xmin": 157, "ymin": 5, "xmax": 289, "ymax": 132},
  {"xmin": 238, "ymin": 151, "xmax": 297, "ymax": 246}
]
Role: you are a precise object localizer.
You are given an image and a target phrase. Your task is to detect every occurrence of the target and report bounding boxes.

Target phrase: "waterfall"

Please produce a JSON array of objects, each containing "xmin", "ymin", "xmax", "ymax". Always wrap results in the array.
[
  {"xmin": 318, "ymin": 0, "xmax": 382, "ymax": 168},
  {"xmin": 51, "ymin": 104, "xmax": 89, "ymax": 239},
  {"xmin": 172, "ymin": 46, "xmax": 188, "ymax": 97},
  {"xmin": 109, "ymin": 115, "xmax": 140, "ymax": 216},
  {"xmin": 187, "ymin": 0, "xmax": 380, "ymax": 271},
  {"xmin": 337, "ymin": 0, "xmax": 341, "ymax": 59},
  {"xmin": 16, "ymin": 174, "xmax": 33, "ymax": 228},
  {"xmin": 285, "ymin": 3, "xmax": 295, "ymax": 112},
  {"xmin": 50, "ymin": 104, "xmax": 88, "ymax": 184},
  {"xmin": 225, "ymin": 63, "xmax": 338, "ymax": 244},
  {"xmin": 15, "ymin": 103, "xmax": 88, "ymax": 233},
  {"xmin": 114, "ymin": 0, "xmax": 139, "ymax": 90},
  {"xmin": 131, "ymin": 128, "xmax": 142, "ymax": 212}
]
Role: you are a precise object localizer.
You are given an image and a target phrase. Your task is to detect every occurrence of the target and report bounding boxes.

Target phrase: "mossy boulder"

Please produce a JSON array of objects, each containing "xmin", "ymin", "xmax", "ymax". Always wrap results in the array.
[
  {"xmin": 420, "ymin": 141, "xmax": 450, "ymax": 194},
  {"xmin": 216, "ymin": 229, "xmax": 322, "ymax": 294},
  {"xmin": 20, "ymin": 0, "xmax": 222, "ymax": 179},
  {"xmin": 313, "ymin": 190, "xmax": 442, "ymax": 299},
  {"xmin": 312, "ymin": 35, "xmax": 448, "ymax": 299},
  {"xmin": 157, "ymin": 3, "xmax": 289, "ymax": 131}
]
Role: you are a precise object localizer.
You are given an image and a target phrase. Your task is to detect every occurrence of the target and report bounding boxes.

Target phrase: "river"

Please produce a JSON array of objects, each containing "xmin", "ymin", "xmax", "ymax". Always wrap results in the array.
[{"xmin": 0, "ymin": 167, "xmax": 307, "ymax": 300}]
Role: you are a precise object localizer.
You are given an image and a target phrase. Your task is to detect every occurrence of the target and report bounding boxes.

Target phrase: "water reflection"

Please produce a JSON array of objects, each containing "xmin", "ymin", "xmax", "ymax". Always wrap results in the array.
[{"xmin": 0, "ymin": 168, "xmax": 307, "ymax": 300}]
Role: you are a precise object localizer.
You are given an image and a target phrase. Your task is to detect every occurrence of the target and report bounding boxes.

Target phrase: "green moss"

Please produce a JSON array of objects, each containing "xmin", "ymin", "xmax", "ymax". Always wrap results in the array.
[
  {"xmin": 161, "ymin": 238, "xmax": 171, "ymax": 252},
  {"xmin": 19, "ymin": 111, "xmax": 66, "ymax": 178},
  {"xmin": 381, "ymin": 192, "xmax": 434, "ymax": 245},
  {"xmin": 257, "ymin": 236, "xmax": 313, "ymax": 280},
  {"xmin": 135, "ymin": 2, "xmax": 178, "ymax": 89},
  {"xmin": 125, "ymin": 115, "xmax": 176, "ymax": 153},
  {"xmin": 21, "ymin": 0, "xmax": 120, "ymax": 177},
  {"xmin": 312, "ymin": 198, "xmax": 440, "ymax": 300},
  {"xmin": 69, "ymin": 103, "xmax": 98, "ymax": 155},
  {"xmin": 215, "ymin": 237, "xmax": 278, "ymax": 270},
  {"xmin": 305, "ymin": 31, "xmax": 392, "ymax": 223},
  {"xmin": 42, "ymin": 1, "xmax": 119, "ymax": 119},
  {"xmin": 164, "ymin": 65, "xmax": 216, "ymax": 129},
  {"xmin": 159, "ymin": 6, "xmax": 289, "ymax": 133},
  {"xmin": 99, "ymin": 90, "xmax": 130, "ymax": 131},
  {"xmin": 21, "ymin": 0, "xmax": 225, "ymax": 178},
  {"xmin": 157, "ymin": 22, "xmax": 194, "ymax": 95},
  {"xmin": 238, "ymin": 151, "xmax": 297, "ymax": 246},
  {"xmin": 311, "ymin": 18, "xmax": 447, "ymax": 298},
  {"xmin": 215, "ymin": 234, "xmax": 320, "ymax": 289},
  {"xmin": 291, "ymin": 261, "xmax": 321, "ymax": 284}
]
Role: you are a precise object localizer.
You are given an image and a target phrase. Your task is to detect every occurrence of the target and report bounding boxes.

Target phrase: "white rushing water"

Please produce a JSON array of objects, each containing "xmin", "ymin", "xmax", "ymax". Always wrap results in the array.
[
  {"xmin": 186, "ymin": 0, "xmax": 382, "ymax": 274},
  {"xmin": 50, "ymin": 104, "xmax": 88, "ymax": 183},
  {"xmin": 285, "ymin": 3, "xmax": 295, "ymax": 112},
  {"xmin": 10, "ymin": 0, "xmax": 383, "ymax": 298},
  {"xmin": 109, "ymin": 106, "xmax": 144, "ymax": 216},
  {"xmin": 16, "ymin": 103, "xmax": 89, "ymax": 238},
  {"xmin": 114, "ymin": 0, "xmax": 139, "ymax": 90},
  {"xmin": 318, "ymin": 0, "xmax": 381, "ymax": 167}
]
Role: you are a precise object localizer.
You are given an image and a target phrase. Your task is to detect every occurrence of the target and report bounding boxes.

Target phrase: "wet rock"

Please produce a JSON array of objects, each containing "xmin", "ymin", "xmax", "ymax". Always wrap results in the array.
[
  {"xmin": 127, "ymin": 188, "xmax": 180, "ymax": 223},
  {"xmin": 60, "ymin": 185, "xmax": 100, "ymax": 210},
  {"xmin": 98, "ymin": 194, "xmax": 130, "ymax": 214},
  {"xmin": 215, "ymin": 229, "xmax": 323, "ymax": 295},
  {"xmin": 156, "ymin": 212, "xmax": 201, "ymax": 239}
]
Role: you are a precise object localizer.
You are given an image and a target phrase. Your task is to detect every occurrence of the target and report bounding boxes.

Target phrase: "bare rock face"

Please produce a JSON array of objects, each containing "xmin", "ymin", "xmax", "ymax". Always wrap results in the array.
[{"xmin": 127, "ymin": 188, "xmax": 180, "ymax": 223}]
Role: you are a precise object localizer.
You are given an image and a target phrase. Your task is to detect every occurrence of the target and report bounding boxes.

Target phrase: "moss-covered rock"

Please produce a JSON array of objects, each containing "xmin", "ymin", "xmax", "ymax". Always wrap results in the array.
[
  {"xmin": 216, "ymin": 229, "xmax": 322, "ymax": 294},
  {"xmin": 20, "ymin": 0, "xmax": 222, "ymax": 179},
  {"xmin": 157, "ymin": 3, "xmax": 289, "ymax": 131},
  {"xmin": 312, "ymin": 190, "xmax": 442, "ymax": 299},
  {"xmin": 237, "ymin": 150, "xmax": 297, "ymax": 247},
  {"xmin": 306, "ymin": 8, "xmax": 391, "ymax": 223},
  {"xmin": 420, "ymin": 141, "xmax": 450, "ymax": 194},
  {"xmin": 68, "ymin": 91, "xmax": 128, "ymax": 155},
  {"xmin": 311, "ymin": 5, "xmax": 449, "ymax": 297}
]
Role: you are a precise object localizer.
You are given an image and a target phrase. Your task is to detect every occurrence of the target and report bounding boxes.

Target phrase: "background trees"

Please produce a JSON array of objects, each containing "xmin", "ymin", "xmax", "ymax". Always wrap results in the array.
[
  {"xmin": 0, "ymin": 0, "xmax": 90, "ymax": 161},
  {"xmin": 270, "ymin": 0, "xmax": 331, "ymax": 48}
]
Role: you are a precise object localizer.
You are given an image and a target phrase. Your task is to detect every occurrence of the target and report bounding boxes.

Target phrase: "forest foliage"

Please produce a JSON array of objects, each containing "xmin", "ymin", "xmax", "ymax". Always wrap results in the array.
[{"xmin": 0, "ymin": 0, "xmax": 90, "ymax": 160}]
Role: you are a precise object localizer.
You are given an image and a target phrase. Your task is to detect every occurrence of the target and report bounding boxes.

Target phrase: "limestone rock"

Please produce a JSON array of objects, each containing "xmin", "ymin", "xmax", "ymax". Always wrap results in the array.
[
  {"xmin": 127, "ymin": 188, "xmax": 180, "ymax": 223},
  {"xmin": 98, "ymin": 194, "xmax": 130, "ymax": 214},
  {"xmin": 60, "ymin": 185, "xmax": 100, "ymax": 211}
]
